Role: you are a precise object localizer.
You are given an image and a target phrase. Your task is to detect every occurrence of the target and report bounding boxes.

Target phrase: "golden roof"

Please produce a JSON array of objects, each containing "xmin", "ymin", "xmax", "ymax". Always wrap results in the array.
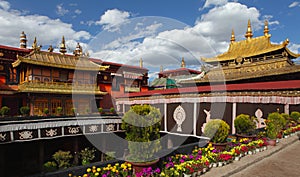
[
  {"xmin": 202, "ymin": 36, "xmax": 300, "ymax": 63},
  {"xmin": 12, "ymin": 51, "xmax": 109, "ymax": 71}
]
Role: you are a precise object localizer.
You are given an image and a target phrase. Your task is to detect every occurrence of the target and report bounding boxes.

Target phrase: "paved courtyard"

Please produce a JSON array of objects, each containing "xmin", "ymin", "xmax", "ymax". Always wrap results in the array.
[{"xmin": 202, "ymin": 134, "xmax": 300, "ymax": 177}]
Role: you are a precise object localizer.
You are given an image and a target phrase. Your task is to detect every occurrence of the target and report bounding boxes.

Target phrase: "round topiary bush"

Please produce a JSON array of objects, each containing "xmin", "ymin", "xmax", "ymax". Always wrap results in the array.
[
  {"xmin": 268, "ymin": 112, "xmax": 286, "ymax": 130},
  {"xmin": 234, "ymin": 114, "xmax": 256, "ymax": 135},
  {"xmin": 204, "ymin": 119, "xmax": 230, "ymax": 143},
  {"xmin": 290, "ymin": 111, "xmax": 300, "ymax": 123},
  {"xmin": 0, "ymin": 106, "xmax": 10, "ymax": 117},
  {"xmin": 121, "ymin": 104, "xmax": 162, "ymax": 162},
  {"xmin": 20, "ymin": 106, "xmax": 30, "ymax": 116}
]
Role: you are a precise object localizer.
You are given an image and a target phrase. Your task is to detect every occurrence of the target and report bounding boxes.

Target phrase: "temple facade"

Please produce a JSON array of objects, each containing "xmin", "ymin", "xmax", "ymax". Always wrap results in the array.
[
  {"xmin": 116, "ymin": 20, "xmax": 300, "ymax": 136},
  {"xmin": 0, "ymin": 32, "xmax": 148, "ymax": 116}
]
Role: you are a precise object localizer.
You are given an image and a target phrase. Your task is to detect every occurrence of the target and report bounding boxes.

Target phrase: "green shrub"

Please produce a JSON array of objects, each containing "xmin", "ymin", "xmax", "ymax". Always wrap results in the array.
[
  {"xmin": 0, "ymin": 106, "xmax": 10, "ymax": 116},
  {"xmin": 268, "ymin": 112, "xmax": 286, "ymax": 130},
  {"xmin": 290, "ymin": 111, "xmax": 300, "ymax": 122},
  {"xmin": 56, "ymin": 107, "xmax": 63, "ymax": 115},
  {"xmin": 266, "ymin": 120, "xmax": 278, "ymax": 139},
  {"xmin": 110, "ymin": 107, "xmax": 115, "ymax": 113},
  {"xmin": 204, "ymin": 119, "xmax": 230, "ymax": 143},
  {"xmin": 52, "ymin": 150, "xmax": 73, "ymax": 169},
  {"xmin": 121, "ymin": 104, "xmax": 161, "ymax": 162},
  {"xmin": 234, "ymin": 114, "xmax": 256, "ymax": 135},
  {"xmin": 98, "ymin": 107, "xmax": 103, "ymax": 113},
  {"xmin": 20, "ymin": 106, "xmax": 30, "ymax": 116},
  {"xmin": 43, "ymin": 108, "xmax": 49, "ymax": 115}
]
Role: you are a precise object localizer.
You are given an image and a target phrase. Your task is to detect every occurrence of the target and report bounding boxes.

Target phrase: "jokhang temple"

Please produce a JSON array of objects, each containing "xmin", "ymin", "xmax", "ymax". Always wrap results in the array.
[
  {"xmin": 116, "ymin": 20, "xmax": 300, "ymax": 136},
  {"xmin": 0, "ymin": 20, "xmax": 299, "ymax": 176}
]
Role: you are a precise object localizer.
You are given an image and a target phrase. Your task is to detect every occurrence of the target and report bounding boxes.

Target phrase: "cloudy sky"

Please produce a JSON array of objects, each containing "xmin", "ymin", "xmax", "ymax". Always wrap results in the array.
[{"xmin": 1, "ymin": 0, "xmax": 300, "ymax": 76}]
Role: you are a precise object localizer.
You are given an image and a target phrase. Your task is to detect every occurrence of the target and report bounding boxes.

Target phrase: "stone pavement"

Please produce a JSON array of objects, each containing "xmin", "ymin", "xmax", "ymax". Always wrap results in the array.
[{"xmin": 201, "ymin": 133, "xmax": 300, "ymax": 177}]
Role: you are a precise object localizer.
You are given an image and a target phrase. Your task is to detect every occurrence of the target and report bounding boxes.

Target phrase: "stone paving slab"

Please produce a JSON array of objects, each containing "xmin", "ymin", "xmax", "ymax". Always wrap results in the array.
[{"xmin": 201, "ymin": 134, "xmax": 299, "ymax": 177}]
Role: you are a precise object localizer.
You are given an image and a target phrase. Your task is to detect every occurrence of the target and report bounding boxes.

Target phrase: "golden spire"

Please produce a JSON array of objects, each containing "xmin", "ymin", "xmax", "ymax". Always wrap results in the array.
[
  {"xmin": 181, "ymin": 57, "xmax": 186, "ymax": 68},
  {"xmin": 230, "ymin": 29, "xmax": 235, "ymax": 43},
  {"xmin": 264, "ymin": 20, "xmax": 269, "ymax": 36},
  {"xmin": 32, "ymin": 37, "xmax": 38, "ymax": 49},
  {"xmin": 73, "ymin": 42, "xmax": 82, "ymax": 56},
  {"xmin": 139, "ymin": 58, "xmax": 143, "ymax": 68},
  {"xmin": 20, "ymin": 31, "xmax": 27, "ymax": 48},
  {"xmin": 245, "ymin": 19, "xmax": 253, "ymax": 39},
  {"xmin": 59, "ymin": 36, "xmax": 67, "ymax": 55},
  {"xmin": 47, "ymin": 45, "xmax": 54, "ymax": 52}
]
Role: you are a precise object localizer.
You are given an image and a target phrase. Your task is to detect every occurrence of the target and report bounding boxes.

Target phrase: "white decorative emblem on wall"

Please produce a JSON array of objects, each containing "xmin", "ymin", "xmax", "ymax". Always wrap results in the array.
[
  {"xmin": 255, "ymin": 108, "xmax": 266, "ymax": 128},
  {"xmin": 68, "ymin": 127, "xmax": 80, "ymax": 134},
  {"xmin": 19, "ymin": 131, "xmax": 33, "ymax": 139},
  {"xmin": 0, "ymin": 133, "xmax": 6, "ymax": 141},
  {"xmin": 106, "ymin": 124, "xmax": 115, "ymax": 132},
  {"xmin": 46, "ymin": 129, "xmax": 58, "ymax": 137},
  {"xmin": 173, "ymin": 105, "xmax": 186, "ymax": 132},
  {"xmin": 201, "ymin": 109, "xmax": 211, "ymax": 133},
  {"xmin": 89, "ymin": 125, "xmax": 99, "ymax": 132}
]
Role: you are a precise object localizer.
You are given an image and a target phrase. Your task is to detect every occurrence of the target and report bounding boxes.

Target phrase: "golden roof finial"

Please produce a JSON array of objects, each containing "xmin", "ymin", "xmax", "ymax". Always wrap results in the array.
[
  {"xmin": 73, "ymin": 42, "xmax": 82, "ymax": 56},
  {"xmin": 32, "ymin": 37, "xmax": 38, "ymax": 49},
  {"xmin": 48, "ymin": 45, "xmax": 54, "ymax": 52},
  {"xmin": 59, "ymin": 36, "xmax": 67, "ymax": 55},
  {"xmin": 181, "ymin": 57, "xmax": 186, "ymax": 68},
  {"xmin": 139, "ymin": 58, "xmax": 143, "ymax": 68},
  {"xmin": 264, "ymin": 20, "xmax": 269, "ymax": 37},
  {"xmin": 230, "ymin": 29, "xmax": 235, "ymax": 43},
  {"xmin": 245, "ymin": 19, "xmax": 253, "ymax": 39}
]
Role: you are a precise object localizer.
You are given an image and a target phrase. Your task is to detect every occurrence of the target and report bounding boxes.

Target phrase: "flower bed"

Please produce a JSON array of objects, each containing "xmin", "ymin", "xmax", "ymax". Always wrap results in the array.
[{"xmin": 71, "ymin": 123, "xmax": 300, "ymax": 177}]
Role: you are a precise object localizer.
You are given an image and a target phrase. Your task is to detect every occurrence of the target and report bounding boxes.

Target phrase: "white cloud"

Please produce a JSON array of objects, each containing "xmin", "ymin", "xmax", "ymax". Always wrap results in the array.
[
  {"xmin": 95, "ymin": 9, "xmax": 131, "ymax": 32},
  {"xmin": 288, "ymin": 1, "xmax": 300, "ymax": 8},
  {"xmin": 200, "ymin": 0, "xmax": 228, "ymax": 10},
  {"xmin": 74, "ymin": 9, "xmax": 82, "ymax": 15},
  {"xmin": 288, "ymin": 43, "xmax": 300, "ymax": 53},
  {"xmin": 0, "ymin": 0, "xmax": 10, "ymax": 11},
  {"xmin": 0, "ymin": 1, "xmax": 90, "ymax": 51},
  {"xmin": 56, "ymin": 3, "xmax": 69, "ymax": 16}
]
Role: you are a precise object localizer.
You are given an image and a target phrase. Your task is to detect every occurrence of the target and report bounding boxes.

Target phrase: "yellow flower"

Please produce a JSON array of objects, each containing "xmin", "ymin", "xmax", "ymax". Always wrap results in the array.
[
  {"xmin": 97, "ymin": 168, "xmax": 101, "ymax": 172},
  {"xmin": 68, "ymin": 174, "xmax": 72, "ymax": 177},
  {"xmin": 95, "ymin": 172, "xmax": 99, "ymax": 176},
  {"xmin": 86, "ymin": 168, "xmax": 91, "ymax": 173},
  {"xmin": 83, "ymin": 174, "xmax": 88, "ymax": 177}
]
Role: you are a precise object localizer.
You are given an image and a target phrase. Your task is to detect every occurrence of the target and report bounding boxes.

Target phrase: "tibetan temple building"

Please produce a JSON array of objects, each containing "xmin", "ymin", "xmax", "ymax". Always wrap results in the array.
[
  {"xmin": 116, "ymin": 20, "xmax": 300, "ymax": 136},
  {"xmin": 0, "ymin": 20, "xmax": 300, "ymax": 176}
]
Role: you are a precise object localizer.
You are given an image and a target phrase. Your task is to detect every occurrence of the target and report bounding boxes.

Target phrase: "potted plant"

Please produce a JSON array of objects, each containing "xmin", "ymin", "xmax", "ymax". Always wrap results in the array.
[
  {"xmin": 0, "ymin": 106, "xmax": 10, "ymax": 117},
  {"xmin": 234, "ymin": 114, "xmax": 257, "ymax": 140},
  {"xmin": 110, "ymin": 107, "xmax": 115, "ymax": 114},
  {"xmin": 56, "ymin": 107, "xmax": 63, "ymax": 116},
  {"xmin": 79, "ymin": 147, "xmax": 96, "ymax": 165},
  {"xmin": 121, "ymin": 104, "xmax": 162, "ymax": 173},
  {"xmin": 266, "ymin": 112, "xmax": 283, "ymax": 146},
  {"xmin": 203, "ymin": 119, "xmax": 230, "ymax": 151},
  {"xmin": 98, "ymin": 107, "xmax": 103, "ymax": 115},
  {"xmin": 20, "ymin": 106, "xmax": 30, "ymax": 117},
  {"xmin": 43, "ymin": 108, "xmax": 50, "ymax": 116}
]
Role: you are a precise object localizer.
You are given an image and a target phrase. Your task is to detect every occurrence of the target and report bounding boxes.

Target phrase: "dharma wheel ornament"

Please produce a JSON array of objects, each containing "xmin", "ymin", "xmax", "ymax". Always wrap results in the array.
[{"xmin": 173, "ymin": 105, "xmax": 186, "ymax": 132}]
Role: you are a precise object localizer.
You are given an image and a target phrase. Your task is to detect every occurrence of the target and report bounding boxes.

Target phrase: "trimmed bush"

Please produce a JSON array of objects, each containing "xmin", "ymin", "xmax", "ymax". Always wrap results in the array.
[
  {"xmin": 20, "ymin": 106, "xmax": 30, "ymax": 116},
  {"xmin": 234, "ymin": 114, "xmax": 256, "ymax": 135},
  {"xmin": 290, "ymin": 111, "xmax": 300, "ymax": 122},
  {"xmin": 204, "ymin": 119, "xmax": 230, "ymax": 143},
  {"xmin": 0, "ymin": 106, "xmax": 10, "ymax": 116}
]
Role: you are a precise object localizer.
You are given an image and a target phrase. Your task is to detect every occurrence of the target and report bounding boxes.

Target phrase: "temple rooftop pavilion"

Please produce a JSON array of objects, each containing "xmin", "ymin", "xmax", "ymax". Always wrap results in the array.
[{"xmin": 180, "ymin": 20, "xmax": 300, "ymax": 85}]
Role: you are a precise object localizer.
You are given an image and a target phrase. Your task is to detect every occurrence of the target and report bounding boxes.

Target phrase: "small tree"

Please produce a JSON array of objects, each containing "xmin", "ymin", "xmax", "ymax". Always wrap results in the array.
[
  {"xmin": 0, "ymin": 106, "xmax": 10, "ymax": 117},
  {"xmin": 234, "ymin": 114, "xmax": 256, "ymax": 135},
  {"xmin": 20, "ymin": 106, "xmax": 30, "ymax": 116}
]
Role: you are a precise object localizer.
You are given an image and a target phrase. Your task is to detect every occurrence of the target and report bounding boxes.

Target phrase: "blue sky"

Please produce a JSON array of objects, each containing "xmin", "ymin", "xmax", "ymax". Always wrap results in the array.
[{"xmin": 0, "ymin": 0, "xmax": 299, "ymax": 75}]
